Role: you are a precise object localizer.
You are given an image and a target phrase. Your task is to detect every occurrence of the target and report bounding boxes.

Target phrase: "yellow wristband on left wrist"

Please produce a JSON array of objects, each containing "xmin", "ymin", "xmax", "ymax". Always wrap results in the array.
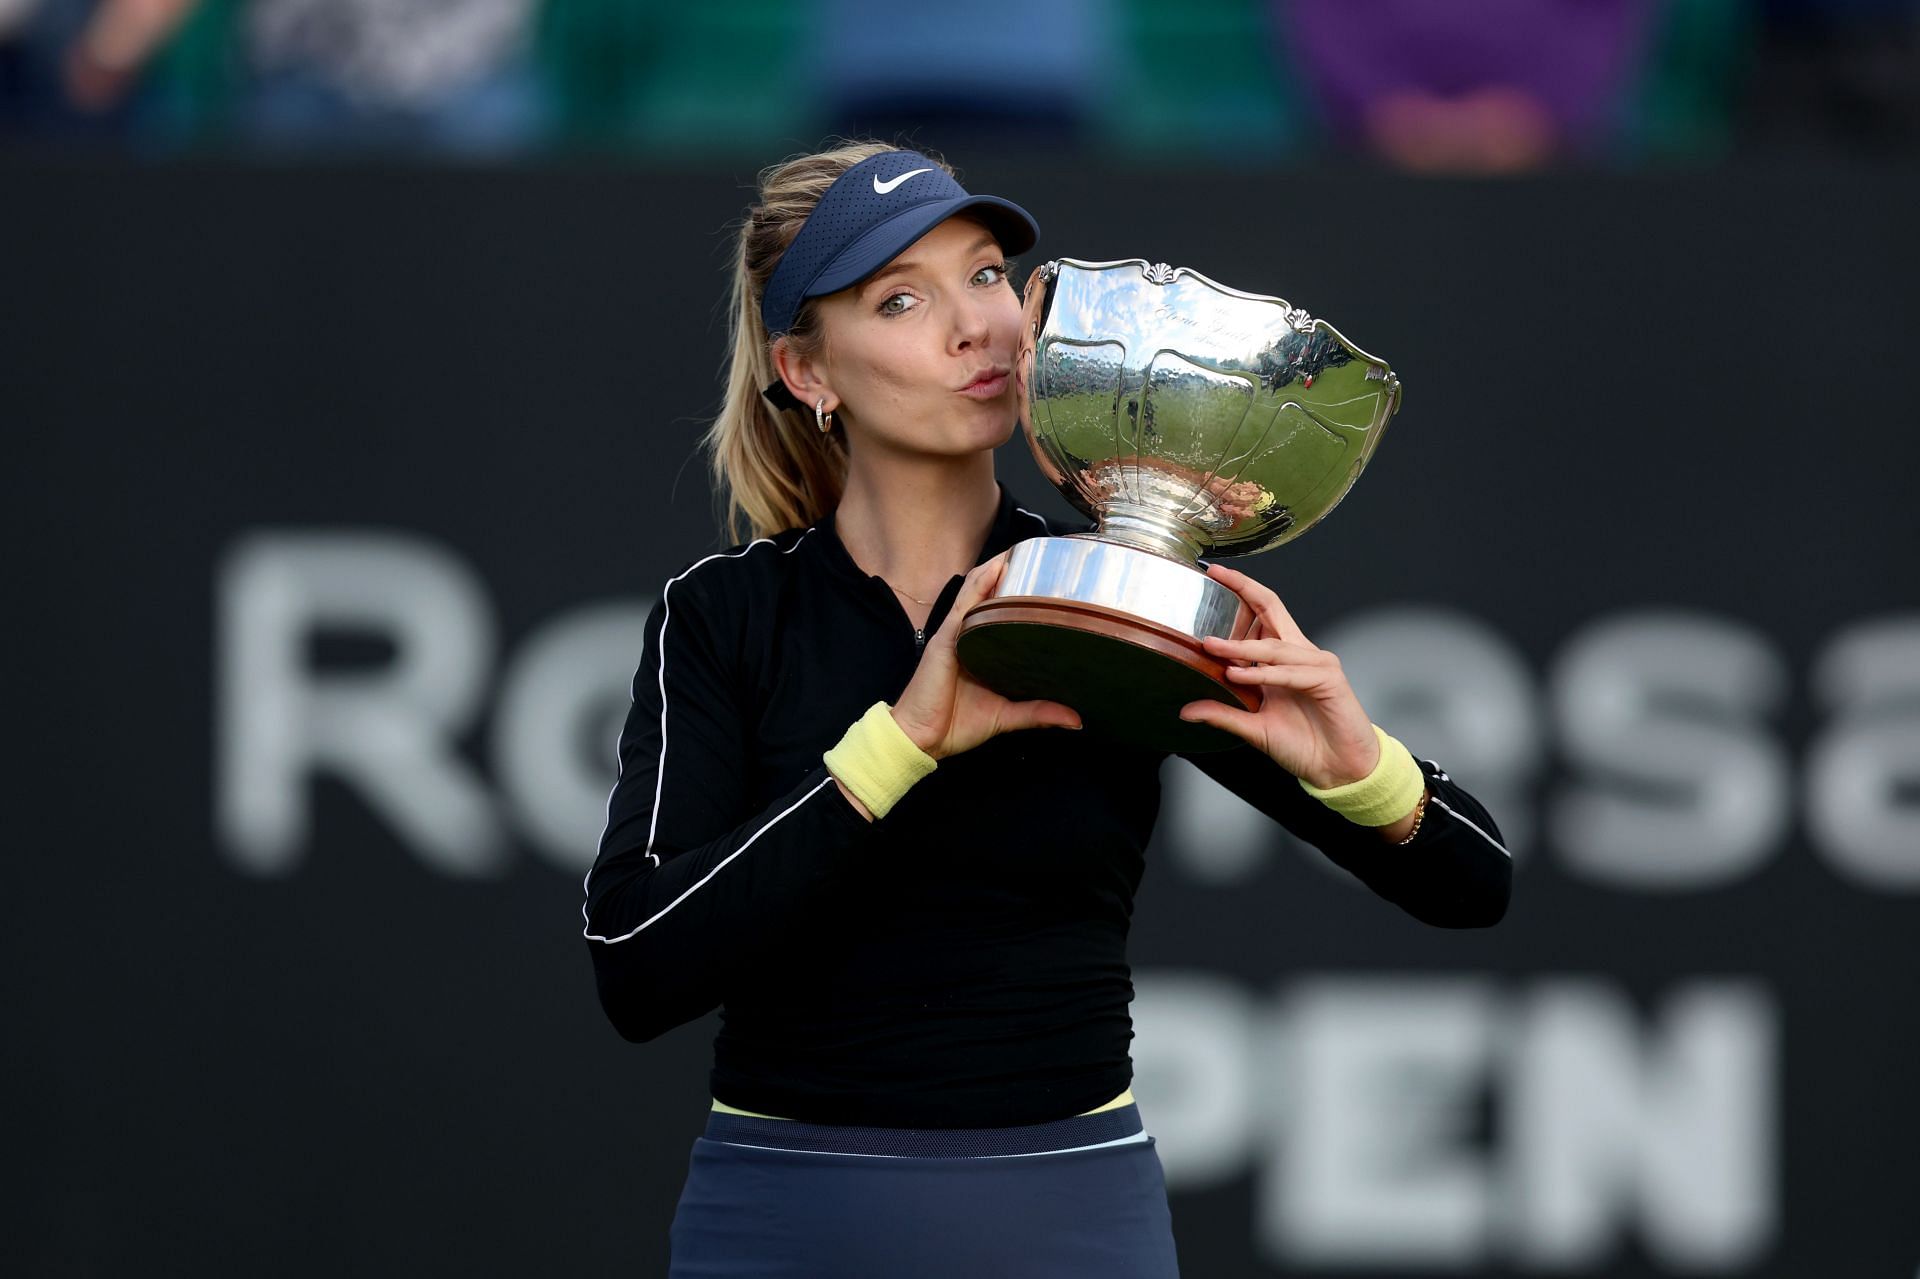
[{"xmin": 1298, "ymin": 724, "xmax": 1426, "ymax": 827}]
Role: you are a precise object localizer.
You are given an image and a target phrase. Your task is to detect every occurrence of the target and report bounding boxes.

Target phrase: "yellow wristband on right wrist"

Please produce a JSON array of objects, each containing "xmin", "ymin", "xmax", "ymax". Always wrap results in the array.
[
  {"xmin": 1298, "ymin": 724, "xmax": 1426, "ymax": 827},
  {"xmin": 823, "ymin": 701, "xmax": 937, "ymax": 820}
]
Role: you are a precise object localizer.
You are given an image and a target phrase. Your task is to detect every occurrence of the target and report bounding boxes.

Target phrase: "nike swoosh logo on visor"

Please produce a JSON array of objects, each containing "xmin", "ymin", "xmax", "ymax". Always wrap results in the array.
[{"xmin": 873, "ymin": 168, "xmax": 932, "ymax": 195}]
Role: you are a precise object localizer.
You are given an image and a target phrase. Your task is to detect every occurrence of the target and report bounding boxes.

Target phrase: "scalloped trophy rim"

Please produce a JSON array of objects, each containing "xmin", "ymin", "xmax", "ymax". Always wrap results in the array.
[{"xmin": 1037, "ymin": 257, "xmax": 1402, "ymax": 377}]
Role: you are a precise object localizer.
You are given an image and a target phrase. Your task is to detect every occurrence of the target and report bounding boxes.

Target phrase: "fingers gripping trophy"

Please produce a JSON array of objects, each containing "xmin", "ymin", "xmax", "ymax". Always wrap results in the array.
[{"xmin": 954, "ymin": 258, "xmax": 1403, "ymax": 754}]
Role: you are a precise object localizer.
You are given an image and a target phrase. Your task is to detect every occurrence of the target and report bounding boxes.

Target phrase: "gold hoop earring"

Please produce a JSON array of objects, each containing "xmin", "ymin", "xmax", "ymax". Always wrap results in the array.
[{"xmin": 815, "ymin": 397, "xmax": 834, "ymax": 434}]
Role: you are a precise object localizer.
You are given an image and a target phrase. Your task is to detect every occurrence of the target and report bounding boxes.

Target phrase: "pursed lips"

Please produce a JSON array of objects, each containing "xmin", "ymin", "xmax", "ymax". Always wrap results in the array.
[{"xmin": 957, "ymin": 367, "xmax": 1011, "ymax": 399}]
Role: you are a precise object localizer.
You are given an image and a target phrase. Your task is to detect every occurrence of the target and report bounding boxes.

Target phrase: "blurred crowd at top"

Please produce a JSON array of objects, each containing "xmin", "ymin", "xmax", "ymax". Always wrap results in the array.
[{"xmin": 2, "ymin": 0, "xmax": 1915, "ymax": 171}]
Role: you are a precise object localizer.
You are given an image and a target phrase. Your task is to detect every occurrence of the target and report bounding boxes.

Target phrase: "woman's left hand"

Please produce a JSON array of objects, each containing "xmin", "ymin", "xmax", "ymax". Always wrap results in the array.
[{"xmin": 1177, "ymin": 563, "xmax": 1381, "ymax": 789}]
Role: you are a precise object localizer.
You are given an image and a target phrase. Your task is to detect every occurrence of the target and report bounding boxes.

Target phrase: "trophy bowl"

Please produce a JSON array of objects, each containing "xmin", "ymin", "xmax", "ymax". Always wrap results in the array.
[{"xmin": 955, "ymin": 257, "xmax": 1403, "ymax": 753}]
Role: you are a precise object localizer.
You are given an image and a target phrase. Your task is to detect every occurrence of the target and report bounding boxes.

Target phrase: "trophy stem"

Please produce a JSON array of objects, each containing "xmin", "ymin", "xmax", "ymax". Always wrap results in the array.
[{"xmin": 1093, "ymin": 504, "xmax": 1206, "ymax": 565}]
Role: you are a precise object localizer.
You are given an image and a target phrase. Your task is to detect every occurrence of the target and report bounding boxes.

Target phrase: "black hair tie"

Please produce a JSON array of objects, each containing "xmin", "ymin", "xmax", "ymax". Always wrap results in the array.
[{"xmin": 761, "ymin": 380, "xmax": 805, "ymax": 412}]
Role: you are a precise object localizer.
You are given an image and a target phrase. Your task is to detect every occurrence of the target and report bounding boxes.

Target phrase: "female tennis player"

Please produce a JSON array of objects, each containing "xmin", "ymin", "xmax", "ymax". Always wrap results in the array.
[{"xmin": 581, "ymin": 141, "xmax": 1511, "ymax": 1278}]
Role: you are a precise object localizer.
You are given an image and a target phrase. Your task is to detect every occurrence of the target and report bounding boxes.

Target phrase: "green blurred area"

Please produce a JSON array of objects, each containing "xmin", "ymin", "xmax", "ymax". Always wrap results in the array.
[{"xmin": 129, "ymin": 0, "xmax": 1752, "ymax": 165}]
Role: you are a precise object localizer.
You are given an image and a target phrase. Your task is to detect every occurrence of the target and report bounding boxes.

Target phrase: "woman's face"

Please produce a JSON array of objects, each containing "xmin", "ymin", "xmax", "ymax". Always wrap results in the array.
[{"xmin": 784, "ymin": 214, "xmax": 1023, "ymax": 461}]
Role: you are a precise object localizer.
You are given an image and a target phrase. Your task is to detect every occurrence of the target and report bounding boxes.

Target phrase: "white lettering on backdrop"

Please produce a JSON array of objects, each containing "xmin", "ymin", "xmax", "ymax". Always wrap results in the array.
[{"xmin": 1132, "ymin": 974, "xmax": 1777, "ymax": 1272}]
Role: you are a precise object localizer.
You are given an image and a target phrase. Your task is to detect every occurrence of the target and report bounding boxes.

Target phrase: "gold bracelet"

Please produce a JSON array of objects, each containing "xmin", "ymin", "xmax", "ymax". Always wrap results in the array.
[{"xmin": 1394, "ymin": 789, "xmax": 1432, "ymax": 845}]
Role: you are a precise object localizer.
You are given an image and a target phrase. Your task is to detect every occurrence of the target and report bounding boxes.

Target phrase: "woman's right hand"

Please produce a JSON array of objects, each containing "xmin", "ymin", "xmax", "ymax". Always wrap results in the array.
[{"xmin": 890, "ymin": 550, "xmax": 1083, "ymax": 761}]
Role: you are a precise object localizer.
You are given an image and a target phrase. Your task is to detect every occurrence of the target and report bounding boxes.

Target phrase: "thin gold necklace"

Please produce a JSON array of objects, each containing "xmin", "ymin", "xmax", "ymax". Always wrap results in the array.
[{"xmin": 886, "ymin": 581, "xmax": 937, "ymax": 607}]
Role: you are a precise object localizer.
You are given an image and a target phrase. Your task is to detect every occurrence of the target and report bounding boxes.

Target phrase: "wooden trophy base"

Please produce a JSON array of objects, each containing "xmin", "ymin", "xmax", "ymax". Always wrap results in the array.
[{"xmin": 955, "ymin": 595, "xmax": 1260, "ymax": 754}]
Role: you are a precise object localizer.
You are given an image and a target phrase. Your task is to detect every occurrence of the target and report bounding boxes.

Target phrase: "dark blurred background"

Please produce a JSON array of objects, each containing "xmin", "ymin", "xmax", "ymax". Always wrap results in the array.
[{"xmin": 6, "ymin": 2, "xmax": 1918, "ymax": 1277}]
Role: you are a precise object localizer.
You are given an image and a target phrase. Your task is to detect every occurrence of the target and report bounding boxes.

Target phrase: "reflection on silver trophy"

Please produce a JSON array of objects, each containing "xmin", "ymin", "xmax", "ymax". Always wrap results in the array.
[{"xmin": 955, "ymin": 257, "xmax": 1404, "ymax": 752}]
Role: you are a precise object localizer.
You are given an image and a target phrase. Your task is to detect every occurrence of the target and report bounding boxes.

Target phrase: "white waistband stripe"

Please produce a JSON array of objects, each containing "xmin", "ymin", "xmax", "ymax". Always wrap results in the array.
[{"xmin": 708, "ymin": 1128, "xmax": 1152, "ymax": 1161}]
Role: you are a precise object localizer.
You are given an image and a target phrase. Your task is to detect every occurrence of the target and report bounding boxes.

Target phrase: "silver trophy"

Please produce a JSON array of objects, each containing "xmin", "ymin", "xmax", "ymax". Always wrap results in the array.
[{"xmin": 956, "ymin": 257, "xmax": 1403, "ymax": 752}]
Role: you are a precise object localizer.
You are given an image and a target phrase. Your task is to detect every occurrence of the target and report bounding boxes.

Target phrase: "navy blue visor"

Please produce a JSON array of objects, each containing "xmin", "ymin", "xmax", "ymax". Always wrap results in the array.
[{"xmin": 759, "ymin": 150, "xmax": 1040, "ymax": 340}]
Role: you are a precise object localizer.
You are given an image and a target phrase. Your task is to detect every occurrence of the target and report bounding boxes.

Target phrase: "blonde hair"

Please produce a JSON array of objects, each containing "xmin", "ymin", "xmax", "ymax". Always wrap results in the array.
[{"xmin": 705, "ymin": 141, "xmax": 956, "ymax": 543}]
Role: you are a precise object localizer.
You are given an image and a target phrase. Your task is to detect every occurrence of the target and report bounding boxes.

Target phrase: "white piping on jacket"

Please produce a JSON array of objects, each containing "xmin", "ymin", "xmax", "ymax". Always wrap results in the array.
[
  {"xmin": 581, "ymin": 531, "xmax": 814, "ymax": 935},
  {"xmin": 1427, "ymin": 794, "xmax": 1512, "ymax": 860},
  {"xmin": 584, "ymin": 778, "xmax": 833, "ymax": 944},
  {"xmin": 1014, "ymin": 506, "xmax": 1052, "ymax": 536}
]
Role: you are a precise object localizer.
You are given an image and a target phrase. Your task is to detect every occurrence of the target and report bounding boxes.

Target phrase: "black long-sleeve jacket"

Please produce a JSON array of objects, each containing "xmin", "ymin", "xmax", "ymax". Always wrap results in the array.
[{"xmin": 582, "ymin": 483, "xmax": 1510, "ymax": 1127}]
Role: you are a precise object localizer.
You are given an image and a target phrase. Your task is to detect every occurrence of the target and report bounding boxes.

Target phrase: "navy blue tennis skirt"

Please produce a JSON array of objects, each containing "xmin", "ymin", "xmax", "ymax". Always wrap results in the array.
[{"xmin": 667, "ymin": 1103, "xmax": 1181, "ymax": 1277}]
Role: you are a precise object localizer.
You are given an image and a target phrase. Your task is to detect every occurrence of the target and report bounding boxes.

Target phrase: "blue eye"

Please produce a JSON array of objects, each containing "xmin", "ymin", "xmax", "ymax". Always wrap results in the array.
[{"xmin": 878, "ymin": 291, "xmax": 919, "ymax": 316}]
